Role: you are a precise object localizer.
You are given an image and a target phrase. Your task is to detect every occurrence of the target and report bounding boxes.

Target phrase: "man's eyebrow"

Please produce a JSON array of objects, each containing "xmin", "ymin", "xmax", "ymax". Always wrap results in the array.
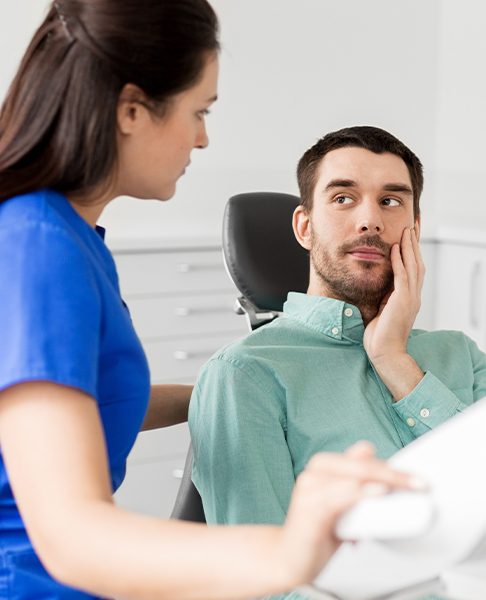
[
  {"xmin": 324, "ymin": 179, "xmax": 357, "ymax": 191},
  {"xmin": 323, "ymin": 179, "xmax": 413, "ymax": 196},
  {"xmin": 206, "ymin": 94, "xmax": 218, "ymax": 103},
  {"xmin": 383, "ymin": 183, "xmax": 413, "ymax": 195}
]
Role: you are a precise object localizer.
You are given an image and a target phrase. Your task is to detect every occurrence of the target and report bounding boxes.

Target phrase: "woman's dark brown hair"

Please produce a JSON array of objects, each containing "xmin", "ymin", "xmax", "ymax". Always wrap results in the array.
[{"xmin": 0, "ymin": 0, "xmax": 219, "ymax": 201}]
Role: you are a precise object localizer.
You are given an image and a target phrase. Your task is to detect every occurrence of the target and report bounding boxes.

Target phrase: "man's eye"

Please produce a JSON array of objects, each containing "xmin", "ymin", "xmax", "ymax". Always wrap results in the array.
[
  {"xmin": 382, "ymin": 197, "xmax": 401, "ymax": 207},
  {"xmin": 335, "ymin": 195, "xmax": 353, "ymax": 205}
]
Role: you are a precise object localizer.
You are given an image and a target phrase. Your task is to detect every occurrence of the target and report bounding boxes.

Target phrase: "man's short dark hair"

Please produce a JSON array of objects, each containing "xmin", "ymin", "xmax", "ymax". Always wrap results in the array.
[{"xmin": 297, "ymin": 126, "xmax": 423, "ymax": 218}]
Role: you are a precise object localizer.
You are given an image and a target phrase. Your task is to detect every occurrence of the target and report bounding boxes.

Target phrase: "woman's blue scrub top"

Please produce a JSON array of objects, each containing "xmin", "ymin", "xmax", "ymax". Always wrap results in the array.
[{"xmin": 0, "ymin": 189, "xmax": 150, "ymax": 598}]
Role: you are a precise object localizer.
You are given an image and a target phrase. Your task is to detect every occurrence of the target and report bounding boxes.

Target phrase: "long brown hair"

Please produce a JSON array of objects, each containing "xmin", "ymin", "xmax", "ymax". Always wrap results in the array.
[{"xmin": 0, "ymin": 0, "xmax": 219, "ymax": 201}]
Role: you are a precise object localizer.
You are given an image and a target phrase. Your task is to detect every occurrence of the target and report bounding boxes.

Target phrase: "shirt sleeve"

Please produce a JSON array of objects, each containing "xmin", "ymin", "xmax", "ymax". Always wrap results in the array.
[
  {"xmin": 189, "ymin": 354, "xmax": 296, "ymax": 526},
  {"xmin": 392, "ymin": 334, "xmax": 486, "ymax": 437},
  {"xmin": 0, "ymin": 221, "xmax": 101, "ymax": 398}
]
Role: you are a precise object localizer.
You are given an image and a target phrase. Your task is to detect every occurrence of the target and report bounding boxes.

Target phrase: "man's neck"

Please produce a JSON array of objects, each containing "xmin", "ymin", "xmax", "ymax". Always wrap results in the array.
[
  {"xmin": 357, "ymin": 304, "xmax": 380, "ymax": 326},
  {"xmin": 306, "ymin": 284, "xmax": 381, "ymax": 326}
]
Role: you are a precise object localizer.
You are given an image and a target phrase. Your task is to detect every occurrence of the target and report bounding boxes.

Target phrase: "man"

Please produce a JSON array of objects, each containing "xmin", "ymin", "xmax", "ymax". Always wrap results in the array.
[{"xmin": 188, "ymin": 126, "xmax": 486, "ymax": 596}]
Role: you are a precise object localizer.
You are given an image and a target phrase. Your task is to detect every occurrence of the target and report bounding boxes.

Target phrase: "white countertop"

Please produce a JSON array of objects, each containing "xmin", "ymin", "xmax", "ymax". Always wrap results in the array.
[
  {"xmin": 104, "ymin": 226, "xmax": 486, "ymax": 253},
  {"xmin": 106, "ymin": 234, "xmax": 222, "ymax": 253}
]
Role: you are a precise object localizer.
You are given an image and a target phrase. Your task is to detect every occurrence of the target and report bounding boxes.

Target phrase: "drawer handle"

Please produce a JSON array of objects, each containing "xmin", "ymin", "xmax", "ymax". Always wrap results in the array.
[
  {"xmin": 173, "ymin": 350, "xmax": 214, "ymax": 361},
  {"xmin": 172, "ymin": 468, "xmax": 184, "ymax": 480},
  {"xmin": 176, "ymin": 263, "xmax": 221, "ymax": 273},
  {"xmin": 174, "ymin": 306, "xmax": 233, "ymax": 317}
]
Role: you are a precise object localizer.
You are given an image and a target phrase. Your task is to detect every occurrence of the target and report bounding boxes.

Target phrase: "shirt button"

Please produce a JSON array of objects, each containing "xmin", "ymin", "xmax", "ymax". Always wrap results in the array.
[
  {"xmin": 420, "ymin": 408, "xmax": 430, "ymax": 418},
  {"xmin": 406, "ymin": 417, "xmax": 416, "ymax": 427},
  {"xmin": 344, "ymin": 308, "xmax": 353, "ymax": 317},
  {"xmin": 331, "ymin": 327, "xmax": 339, "ymax": 336}
]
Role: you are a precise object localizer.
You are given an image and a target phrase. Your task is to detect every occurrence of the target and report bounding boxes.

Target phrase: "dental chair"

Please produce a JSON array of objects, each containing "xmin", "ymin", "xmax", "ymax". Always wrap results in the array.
[{"xmin": 170, "ymin": 191, "xmax": 309, "ymax": 522}]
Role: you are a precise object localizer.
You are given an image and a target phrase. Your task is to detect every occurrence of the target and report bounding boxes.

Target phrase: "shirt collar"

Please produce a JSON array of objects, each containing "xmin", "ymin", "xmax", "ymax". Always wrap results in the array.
[
  {"xmin": 283, "ymin": 292, "xmax": 365, "ymax": 343},
  {"xmin": 96, "ymin": 225, "xmax": 106, "ymax": 239}
]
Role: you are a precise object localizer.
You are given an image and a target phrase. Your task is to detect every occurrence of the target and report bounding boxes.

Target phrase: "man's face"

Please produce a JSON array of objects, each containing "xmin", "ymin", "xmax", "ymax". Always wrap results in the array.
[{"xmin": 293, "ymin": 146, "xmax": 419, "ymax": 306}]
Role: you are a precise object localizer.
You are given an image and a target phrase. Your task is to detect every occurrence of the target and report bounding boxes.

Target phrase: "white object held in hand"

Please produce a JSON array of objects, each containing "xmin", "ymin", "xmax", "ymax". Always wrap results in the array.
[
  {"xmin": 310, "ymin": 398, "xmax": 486, "ymax": 600},
  {"xmin": 335, "ymin": 489, "xmax": 437, "ymax": 541}
]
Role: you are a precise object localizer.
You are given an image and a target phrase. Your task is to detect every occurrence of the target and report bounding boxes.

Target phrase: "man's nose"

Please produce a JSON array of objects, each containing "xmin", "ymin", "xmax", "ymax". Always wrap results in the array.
[{"xmin": 356, "ymin": 202, "xmax": 384, "ymax": 234}]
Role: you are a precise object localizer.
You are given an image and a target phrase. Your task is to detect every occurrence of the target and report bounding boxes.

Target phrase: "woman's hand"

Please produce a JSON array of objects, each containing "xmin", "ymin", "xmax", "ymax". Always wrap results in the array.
[{"xmin": 276, "ymin": 441, "xmax": 420, "ymax": 588}]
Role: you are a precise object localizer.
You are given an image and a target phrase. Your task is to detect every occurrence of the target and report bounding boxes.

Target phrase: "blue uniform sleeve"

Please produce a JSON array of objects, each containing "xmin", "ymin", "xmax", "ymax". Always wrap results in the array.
[{"xmin": 0, "ymin": 221, "xmax": 101, "ymax": 398}]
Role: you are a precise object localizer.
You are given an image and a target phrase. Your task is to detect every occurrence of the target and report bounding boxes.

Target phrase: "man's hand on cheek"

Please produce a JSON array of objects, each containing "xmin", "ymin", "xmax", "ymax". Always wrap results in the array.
[{"xmin": 363, "ymin": 227, "xmax": 426, "ymax": 401}]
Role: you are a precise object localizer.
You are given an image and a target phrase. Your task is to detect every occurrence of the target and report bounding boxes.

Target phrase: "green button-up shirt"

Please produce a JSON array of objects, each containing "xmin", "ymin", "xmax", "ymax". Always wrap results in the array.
[{"xmin": 189, "ymin": 292, "xmax": 486, "ymax": 599}]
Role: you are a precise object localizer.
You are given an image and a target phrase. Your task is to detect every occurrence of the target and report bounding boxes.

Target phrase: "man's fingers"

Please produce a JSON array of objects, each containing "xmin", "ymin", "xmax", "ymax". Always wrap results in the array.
[
  {"xmin": 390, "ymin": 243, "xmax": 407, "ymax": 290},
  {"xmin": 400, "ymin": 228, "xmax": 418, "ymax": 292},
  {"xmin": 411, "ymin": 228, "xmax": 425, "ymax": 293}
]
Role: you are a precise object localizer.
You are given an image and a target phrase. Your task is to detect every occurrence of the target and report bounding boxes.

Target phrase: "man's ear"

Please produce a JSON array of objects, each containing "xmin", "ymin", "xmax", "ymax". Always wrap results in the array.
[
  {"xmin": 292, "ymin": 205, "xmax": 312, "ymax": 251},
  {"xmin": 117, "ymin": 83, "xmax": 150, "ymax": 136}
]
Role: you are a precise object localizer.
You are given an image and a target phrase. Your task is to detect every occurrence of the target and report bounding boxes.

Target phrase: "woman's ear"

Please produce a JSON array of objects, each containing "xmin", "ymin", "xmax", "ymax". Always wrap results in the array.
[
  {"xmin": 292, "ymin": 205, "xmax": 312, "ymax": 251},
  {"xmin": 116, "ymin": 84, "xmax": 149, "ymax": 135}
]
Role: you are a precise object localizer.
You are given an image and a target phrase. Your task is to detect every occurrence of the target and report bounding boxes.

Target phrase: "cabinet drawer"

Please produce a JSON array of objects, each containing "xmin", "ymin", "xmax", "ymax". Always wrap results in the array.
[
  {"xmin": 145, "ymin": 332, "xmax": 244, "ymax": 382},
  {"xmin": 115, "ymin": 454, "xmax": 188, "ymax": 518},
  {"xmin": 127, "ymin": 293, "xmax": 246, "ymax": 339},
  {"xmin": 128, "ymin": 422, "xmax": 190, "ymax": 461},
  {"xmin": 115, "ymin": 250, "xmax": 234, "ymax": 296}
]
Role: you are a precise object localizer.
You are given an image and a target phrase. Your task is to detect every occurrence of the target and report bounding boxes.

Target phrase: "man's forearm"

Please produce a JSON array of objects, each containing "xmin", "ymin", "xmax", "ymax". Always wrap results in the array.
[
  {"xmin": 141, "ymin": 384, "xmax": 193, "ymax": 430},
  {"xmin": 371, "ymin": 354, "xmax": 424, "ymax": 402}
]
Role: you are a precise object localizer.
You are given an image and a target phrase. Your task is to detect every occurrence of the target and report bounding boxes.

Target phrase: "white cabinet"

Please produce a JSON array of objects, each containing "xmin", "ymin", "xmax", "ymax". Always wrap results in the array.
[
  {"xmin": 435, "ymin": 241, "xmax": 486, "ymax": 351},
  {"xmin": 112, "ymin": 241, "xmax": 248, "ymax": 518},
  {"xmin": 114, "ymin": 426, "xmax": 191, "ymax": 518}
]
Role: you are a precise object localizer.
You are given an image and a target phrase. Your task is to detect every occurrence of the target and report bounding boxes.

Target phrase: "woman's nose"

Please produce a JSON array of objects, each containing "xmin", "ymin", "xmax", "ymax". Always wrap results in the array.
[{"xmin": 195, "ymin": 122, "xmax": 209, "ymax": 149}]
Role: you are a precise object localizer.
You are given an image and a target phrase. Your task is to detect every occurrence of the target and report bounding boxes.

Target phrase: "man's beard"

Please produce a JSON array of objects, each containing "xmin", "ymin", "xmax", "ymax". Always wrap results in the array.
[{"xmin": 310, "ymin": 232, "xmax": 394, "ymax": 308}]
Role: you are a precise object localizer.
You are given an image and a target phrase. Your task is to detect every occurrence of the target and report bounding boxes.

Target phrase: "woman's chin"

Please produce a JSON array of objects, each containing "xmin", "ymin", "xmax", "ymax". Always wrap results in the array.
[{"xmin": 147, "ymin": 185, "xmax": 177, "ymax": 202}]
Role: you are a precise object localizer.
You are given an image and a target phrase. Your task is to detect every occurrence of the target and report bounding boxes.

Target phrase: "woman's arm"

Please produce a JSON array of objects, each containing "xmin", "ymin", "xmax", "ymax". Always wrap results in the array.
[
  {"xmin": 142, "ymin": 384, "xmax": 193, "ymax": 430},
  {"xmin": 0, "ymin": 381, "xmax": 414, "ymax": 600}
]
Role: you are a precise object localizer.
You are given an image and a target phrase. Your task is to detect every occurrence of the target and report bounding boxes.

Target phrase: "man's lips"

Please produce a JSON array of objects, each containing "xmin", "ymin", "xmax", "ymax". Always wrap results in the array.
[{"xmin": 348, "ymin": 246, "xmax": 386, "ymax": 261}]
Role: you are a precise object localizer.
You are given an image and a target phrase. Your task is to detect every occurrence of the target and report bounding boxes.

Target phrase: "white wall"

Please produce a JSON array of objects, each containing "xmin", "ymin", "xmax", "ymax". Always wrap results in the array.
[
  {"xmin": 433, "ymin": 0, "xmax": 486, "ymax": 228},
  {"xmin": 102, "ymin": 0, "xmax": 441, "ymax": 240},
  {"xmin": 0, "ymin": 3, "xmax": 49, "ymax": 91},
  {"xmin": 2, "ymin": 1, "xmax": 484, "ymax": 240}
]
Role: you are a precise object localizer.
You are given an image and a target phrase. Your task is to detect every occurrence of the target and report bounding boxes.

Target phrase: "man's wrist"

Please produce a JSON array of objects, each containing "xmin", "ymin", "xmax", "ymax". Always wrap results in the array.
[{"xmin": 370, "ymin": 353, "xmax": 424, "ymax": 402}]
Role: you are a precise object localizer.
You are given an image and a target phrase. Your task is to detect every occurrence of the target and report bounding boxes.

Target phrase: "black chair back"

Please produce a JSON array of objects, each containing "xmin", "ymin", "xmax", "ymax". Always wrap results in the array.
[
  {"xmin": 171, "ymin": 192, "xmax": 310, "ymax": 523},
  {"xmin": 223, "ymin": 192, "xmax": 309, "ymax": 312},
  {"xmin": 170, "ymin": 444, "xmax": 205, "ymax": 522}
]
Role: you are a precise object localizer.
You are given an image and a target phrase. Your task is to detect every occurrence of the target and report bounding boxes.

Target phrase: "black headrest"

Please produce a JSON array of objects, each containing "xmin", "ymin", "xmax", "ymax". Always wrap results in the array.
[{"xmin": 223, "ymin": 192, "xmax": 309, "ymax": 312}]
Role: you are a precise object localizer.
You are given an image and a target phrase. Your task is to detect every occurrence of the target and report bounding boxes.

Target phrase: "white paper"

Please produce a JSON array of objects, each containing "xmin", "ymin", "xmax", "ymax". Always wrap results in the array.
[{"xmin": 311, "ymin": 397, "xmax": 486, "ymax": 599}]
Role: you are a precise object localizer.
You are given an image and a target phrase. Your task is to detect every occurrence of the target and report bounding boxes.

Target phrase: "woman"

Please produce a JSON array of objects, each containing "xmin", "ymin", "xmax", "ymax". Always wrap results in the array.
[{"xmin": 0, "ymin": 1, "xmax": 416, "ymax": 598}]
